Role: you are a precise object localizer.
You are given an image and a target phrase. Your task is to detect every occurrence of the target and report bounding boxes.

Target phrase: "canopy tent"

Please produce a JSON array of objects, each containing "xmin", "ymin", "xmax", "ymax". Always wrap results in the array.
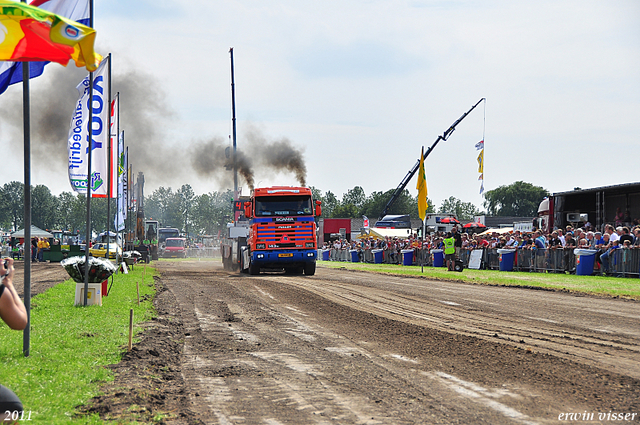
[
  {"xmin": 477, "ymin": 227, "xmax": 514, "ymax": 236},
  {"xmin": 11, "ymin": 225, "xmax": 53, "ymax": 239},
  {"xmin": 357, "ymin": 227, "xmax": 413, "ymax": 240}
]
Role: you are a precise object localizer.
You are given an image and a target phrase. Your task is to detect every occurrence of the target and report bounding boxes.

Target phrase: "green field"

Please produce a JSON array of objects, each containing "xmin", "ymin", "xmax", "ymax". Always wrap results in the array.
[
  {"xmin": 0, "ymin": 266, "xmax": 157, "ymax": 424},
  {"xmin": 318, "ymin": 261, "xmax": 640, "ymax": 300}
]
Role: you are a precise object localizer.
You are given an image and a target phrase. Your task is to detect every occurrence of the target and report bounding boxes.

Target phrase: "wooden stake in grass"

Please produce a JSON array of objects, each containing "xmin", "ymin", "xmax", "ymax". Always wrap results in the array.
[
  {"xmin": 136, "ymin": 280, "xmax": 140, "ymax": 306},
  {"xmin": 128, "ymin": 309, "xmax": 133, "ymax": 351}
]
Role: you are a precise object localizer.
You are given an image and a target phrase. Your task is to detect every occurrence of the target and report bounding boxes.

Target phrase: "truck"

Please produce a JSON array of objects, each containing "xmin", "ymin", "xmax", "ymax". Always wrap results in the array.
[
  {"xmin": 163, "ymin": 237, "xmax": 187, "ymax": 258},
  {"xmin": 221, "ymin": 186, "xmax": 322, "ymax": 275}
]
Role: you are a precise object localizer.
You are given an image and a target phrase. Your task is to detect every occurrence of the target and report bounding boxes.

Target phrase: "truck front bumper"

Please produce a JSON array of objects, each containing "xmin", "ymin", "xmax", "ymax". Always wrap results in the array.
[{"xmin": 251, "ymin": 249, "xmax": 316, "ymax": 267}]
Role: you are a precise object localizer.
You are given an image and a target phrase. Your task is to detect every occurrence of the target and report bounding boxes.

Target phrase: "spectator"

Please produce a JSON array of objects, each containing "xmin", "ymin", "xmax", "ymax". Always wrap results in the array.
[
  {"xmin": 600, "ymin": 239, "xmax": 620, "ymax": 275},
  {"xmin": 605, "ymin": 224, "xmax": 619, "ymax": 243},
  {"xmin": 619, "ymin": 227, "xmax": 633, "ymax": 245},
  {"xmin": 557, "ymin": 229, "xmax": 566, "ymax": 247},
  {"xmin": 452, "ymin": 227, "xmax": 462, "ymax": 259},
  {"xmin": 30, "ymin": 237, "xmax": 37, "ymax": 262},
  {"xmin": 614, "ymin": 207, "xmax": 624, "ymax": 227},
  {"xmin": 549, "ymin": 231, "xmax": 562, "ymax": 249}
]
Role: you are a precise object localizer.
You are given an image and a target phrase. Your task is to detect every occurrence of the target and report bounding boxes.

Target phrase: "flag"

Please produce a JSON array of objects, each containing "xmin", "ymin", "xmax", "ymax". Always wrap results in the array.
[
  {"xmin": 0, "ymin": 0, "xmax": 99, "ymax": 73},
  {"xmin": 0, "ymin": 0, "xmax": 90, "ymax": 94},
  {"xmin": 363, "ymin": 215, "xmax": 369, "ymax": 229},
  {"xmin": 475, "ymin": 139, "xmax": 484, "ymax": 150},
  {"xmin": 114, "ymin": 132, "xmax": 126, "ymax": 231},
  {"xmin": 108, "ymin": 93, "xmax": 119, "ymax": 198},
  {"xmin": 477, "ymin": 149, "xmax": 484, "ymax": 174},
  {"xmin": 67, "ymin": 55, "xmax": 110, "ymax": 195},
  {"xmin": 416, "ymin": 146, "xmax": 428, "ymax": 221}
]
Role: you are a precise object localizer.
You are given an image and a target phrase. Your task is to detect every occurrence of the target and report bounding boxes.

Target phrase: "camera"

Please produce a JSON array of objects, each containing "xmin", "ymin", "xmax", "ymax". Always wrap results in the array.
[{"xmin": 2, "ymin": 258, "xmax": 8, "ymax": 270}]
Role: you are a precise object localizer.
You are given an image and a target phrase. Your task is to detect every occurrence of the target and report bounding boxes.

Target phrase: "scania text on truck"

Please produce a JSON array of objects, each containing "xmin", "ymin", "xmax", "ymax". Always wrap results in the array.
[{"xmin": 236, "ymin": 186, "xmax": 321, "ymax": 275}]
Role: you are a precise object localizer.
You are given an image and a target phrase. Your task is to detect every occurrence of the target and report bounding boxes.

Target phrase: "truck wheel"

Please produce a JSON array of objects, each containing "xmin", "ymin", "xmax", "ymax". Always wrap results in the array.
[
  {"xmin": 249, "ymin": 262, "xmax": 260, "ymax": 275},
  {"xmin": 304, "ymin": 262, "xmax": 316, "ymax": 276}
]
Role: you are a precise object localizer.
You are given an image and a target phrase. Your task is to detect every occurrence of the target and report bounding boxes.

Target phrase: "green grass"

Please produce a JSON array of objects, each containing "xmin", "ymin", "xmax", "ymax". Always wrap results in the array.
[
  {"xmin": 0, "ymin": 266, "xmax": 157, "ymax": 424},
  {"xmin": 318, "ymin": 261, "xmax": 640, "ymax": 300}
]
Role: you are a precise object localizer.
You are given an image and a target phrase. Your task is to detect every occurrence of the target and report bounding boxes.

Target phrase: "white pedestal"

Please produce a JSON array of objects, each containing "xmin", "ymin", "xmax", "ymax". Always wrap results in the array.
[{"xmin": 74, "ymin": 283, "xmax": 102, "ymax": 306}]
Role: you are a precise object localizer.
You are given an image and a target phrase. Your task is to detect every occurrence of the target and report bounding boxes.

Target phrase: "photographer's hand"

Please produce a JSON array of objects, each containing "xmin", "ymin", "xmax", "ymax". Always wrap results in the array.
[{"xmin": 0, "ymin": 258, "xmax": 28, "ymax": 330}]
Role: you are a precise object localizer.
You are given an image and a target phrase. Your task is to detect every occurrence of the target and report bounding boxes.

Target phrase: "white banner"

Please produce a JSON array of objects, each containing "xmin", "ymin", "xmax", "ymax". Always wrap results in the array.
[
  {"xmin": 67, "ymin": 56, "xmax": 110, "ymax": 195},
  {"xmin": 115, "ymin": 133, "xmax": 126, "ymax": 231}
]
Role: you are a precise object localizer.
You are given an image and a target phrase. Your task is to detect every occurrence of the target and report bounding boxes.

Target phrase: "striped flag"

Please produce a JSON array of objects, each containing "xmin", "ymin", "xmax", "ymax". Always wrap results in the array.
[{"xmin": 0, "ymin": 0, "xmax": 95, "ymax": 94}]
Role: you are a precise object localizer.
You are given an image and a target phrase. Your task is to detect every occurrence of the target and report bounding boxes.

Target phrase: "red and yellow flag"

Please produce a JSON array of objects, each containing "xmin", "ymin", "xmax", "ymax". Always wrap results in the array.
[{"xmin": 0, "ymin": 0, "xmax": 100, "ymax": 71}]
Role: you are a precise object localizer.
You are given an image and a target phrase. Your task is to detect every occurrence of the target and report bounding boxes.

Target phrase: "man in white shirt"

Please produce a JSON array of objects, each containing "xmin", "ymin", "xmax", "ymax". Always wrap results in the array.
[{"xmin": 606, "ymin": 224, "xmax": 619, "ymax": 242}]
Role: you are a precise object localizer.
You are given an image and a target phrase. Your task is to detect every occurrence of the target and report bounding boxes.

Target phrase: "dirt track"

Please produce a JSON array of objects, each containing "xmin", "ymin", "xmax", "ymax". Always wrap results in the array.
[
  {"xmin": 24, "ymin": 260, "xmax": 640, "ymax": 423},
  {"xmin": 77, "ymin": 260, "xmax": 640, "ymax": 424}
]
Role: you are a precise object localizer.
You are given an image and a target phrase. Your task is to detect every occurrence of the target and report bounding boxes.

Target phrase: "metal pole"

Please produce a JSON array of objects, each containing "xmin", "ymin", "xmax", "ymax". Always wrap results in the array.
[
  {"xmin": 21, "ymin": 11, "xmax": 31, "ymax": 355},
  {"xmin": 229, "ymin": 47, "xmax": 237, "ymax": 201},
  {"xmin": 106, "ymin": 54, "xmax": 112, "ymax": 260},
  {"xmin": 83, "ymin": 0, "xmax": 95, "ymax": 305}
]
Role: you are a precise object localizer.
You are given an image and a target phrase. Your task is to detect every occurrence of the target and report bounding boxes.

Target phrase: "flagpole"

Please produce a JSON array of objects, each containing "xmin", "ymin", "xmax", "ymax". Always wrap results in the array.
[
  {"xmin": 106, "ymin": 54, "xmax": 112, "ymax": 260},
  {"xmin": 83, "ymin": 0, "xmax": 95, "ymax": 306},
  {"xmin": 21, "ymin": 0, "xmax": 32, "ymax": 355},
  {"xmin": 421, "ymin": 218, "xmax": 425, "ymax": 273}
]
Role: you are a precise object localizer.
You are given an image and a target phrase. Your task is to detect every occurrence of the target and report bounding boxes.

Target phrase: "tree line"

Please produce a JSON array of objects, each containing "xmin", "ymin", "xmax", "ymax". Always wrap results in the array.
[{"xmin": 0, "ymin": 180, "xmax": 548, "ymax": 236}]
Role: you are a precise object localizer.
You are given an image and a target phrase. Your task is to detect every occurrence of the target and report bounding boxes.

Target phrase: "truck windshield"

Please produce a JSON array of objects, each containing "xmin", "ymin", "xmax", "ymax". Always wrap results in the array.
[
  {"xmin": 166, "ymin": 239, "xmax": 184, "ymax": 247},
  {"xmin": 159, "ymin": 229, "xmax": 180, "ymax": 243},
  {"xmin": 254, "ymin": 195, "xmax": 312, "ymax": 217}
]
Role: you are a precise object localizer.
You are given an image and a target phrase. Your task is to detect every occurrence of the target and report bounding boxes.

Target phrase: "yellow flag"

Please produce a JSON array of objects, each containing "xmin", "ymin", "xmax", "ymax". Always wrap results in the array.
[
  {"xmin": 416, "ymin": 147, "xmax": 428, "ymax": 221},
  {"xmin": 477, "ymin": 149, "xmax": 484, "ymax": 174}
]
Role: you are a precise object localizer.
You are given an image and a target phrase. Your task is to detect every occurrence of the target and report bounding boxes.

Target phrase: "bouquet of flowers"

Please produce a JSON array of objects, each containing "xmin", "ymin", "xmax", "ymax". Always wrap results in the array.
[{"xmin": 61, "ymin": 256, "xmax": 117, "ymax": 283}]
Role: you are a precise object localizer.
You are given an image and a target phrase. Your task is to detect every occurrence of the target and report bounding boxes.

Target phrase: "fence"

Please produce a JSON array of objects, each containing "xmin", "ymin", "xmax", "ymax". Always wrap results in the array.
[
  {"xmin": 321, "ymin": 246, "xmax": 640, "ymax": 278},
  {"xmin": 185, "ymin": 247, "xmax": 219, "ymax": 258}
]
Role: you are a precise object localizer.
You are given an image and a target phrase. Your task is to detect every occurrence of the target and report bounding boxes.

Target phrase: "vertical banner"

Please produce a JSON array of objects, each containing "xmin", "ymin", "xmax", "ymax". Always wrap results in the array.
[
  {"xmin": 108, "ymin": 93, "xmax": 119, "ymax": 198},
  {"xmin": 115, "ymin": 132, "xmax": 126, "ymax": 230},
  {"xmin": 67, "ymin": 55, "xmax": 110, "ymax": 195}
]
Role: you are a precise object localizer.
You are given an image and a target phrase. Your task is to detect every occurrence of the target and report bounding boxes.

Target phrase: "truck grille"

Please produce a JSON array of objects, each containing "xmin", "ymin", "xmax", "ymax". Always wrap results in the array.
[{"xmin": 255, "ymin": 219, "xmax": 314, "ymax": 248}]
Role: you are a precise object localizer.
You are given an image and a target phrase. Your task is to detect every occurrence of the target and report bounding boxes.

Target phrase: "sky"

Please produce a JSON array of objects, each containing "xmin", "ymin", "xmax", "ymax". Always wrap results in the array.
[{"xmin": 1, "ymin": 0, "xmax": 639, "ymax": 213}]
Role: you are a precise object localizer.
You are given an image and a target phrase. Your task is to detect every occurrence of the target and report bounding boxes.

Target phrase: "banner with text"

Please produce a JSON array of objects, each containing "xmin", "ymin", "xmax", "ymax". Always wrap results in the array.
[{"xmin": 67, "ymin": 55, "xmax": 110, "ymax": 196}]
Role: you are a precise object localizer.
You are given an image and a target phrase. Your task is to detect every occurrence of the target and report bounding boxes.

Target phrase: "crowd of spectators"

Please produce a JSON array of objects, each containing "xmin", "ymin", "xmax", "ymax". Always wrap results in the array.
[{"xmin": 322, "ymin": 222, "xmax": 640, "ymax": 275}]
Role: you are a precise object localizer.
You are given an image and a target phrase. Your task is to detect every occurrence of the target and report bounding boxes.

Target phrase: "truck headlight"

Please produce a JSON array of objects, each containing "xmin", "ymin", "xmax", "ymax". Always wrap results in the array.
[
  {"xmin": 257, "ymin": 254, "xmax": 264, "ymax": 259},
  {"xmin": 307, "ymin": 252, "xmax": 315, "ymax": 257},
  {"xmin": 305, "ymin": 242, "xmax": 315, "ymax": 248},
  {"xmin": 256, "ymin": 243, "xmax": 266, "ymax": 249}
]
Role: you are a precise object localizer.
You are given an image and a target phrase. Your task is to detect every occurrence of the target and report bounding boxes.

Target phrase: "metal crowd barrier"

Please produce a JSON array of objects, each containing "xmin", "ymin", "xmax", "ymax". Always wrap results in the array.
[
  {"xmin": 608, "ymin": 248, "xmax": 640, "ymax": 277},
  {"xmin": 321, "ymin": 244, "xmax": 640, "ymax": 279},
  {"xmin": 185, "ymin": 247, "xmax": 218, "ymax": 258}
]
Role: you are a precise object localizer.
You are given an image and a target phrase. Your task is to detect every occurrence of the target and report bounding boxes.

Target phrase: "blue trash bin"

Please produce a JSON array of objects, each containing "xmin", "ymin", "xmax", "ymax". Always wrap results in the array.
[
  {"xmin": 350, "ymin": 249, "xmax": 359, "ymax": 262},
  {"xmin": 401, "ymin": 249, "xmax": 414, "ymax": 266},
  {"xmin": 372, "ymin": 249, "xmax": 383, "ymax": 264},
  {"xmin": 432, "ymin": 249, "xmax": 444, "ymax": 267},
  {"xmin": 322, "ymin": 249, "xmax": 330, "ymax": 261},
  {"xmin": 498, "ymin": 249, "xmax": 515, "ymax": 271},
  {"xmin": 575, "ymin": 249, "xmax": 597, "ymax": 276}
]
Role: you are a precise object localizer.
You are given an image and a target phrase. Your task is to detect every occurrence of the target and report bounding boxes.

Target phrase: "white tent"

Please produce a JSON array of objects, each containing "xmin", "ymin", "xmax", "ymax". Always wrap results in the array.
[{"xmin": 11, "ymin": 225, "xmax": 54, "ymax": 239}]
